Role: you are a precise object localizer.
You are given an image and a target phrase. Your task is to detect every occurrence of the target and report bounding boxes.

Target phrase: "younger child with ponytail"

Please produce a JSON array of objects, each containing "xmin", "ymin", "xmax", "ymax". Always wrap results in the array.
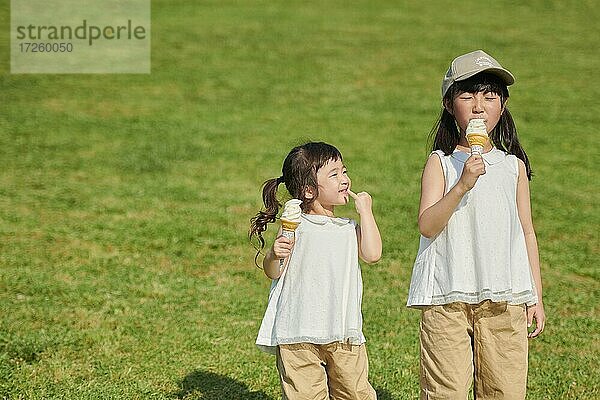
[{"xmin": 250, "ymin": 142, "xmax": 382, "ymax": 400}]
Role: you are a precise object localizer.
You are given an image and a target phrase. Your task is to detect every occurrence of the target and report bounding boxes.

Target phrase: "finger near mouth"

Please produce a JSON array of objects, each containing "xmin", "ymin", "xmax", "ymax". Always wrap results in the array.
[{"xmin": 341, "ymin": 191, "xmax": 349, "ymax": 203}]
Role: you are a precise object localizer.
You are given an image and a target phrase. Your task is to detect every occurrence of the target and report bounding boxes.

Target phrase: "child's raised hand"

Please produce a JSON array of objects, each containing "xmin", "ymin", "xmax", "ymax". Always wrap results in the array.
[
  {"xmin": 458, "ymin": 154, "xmax": 486, "ymax": 192},
  {"xmin": 272, "ymin": 235, "xmax": 294, "ymax": 260},
  {"xmin": 348, "ymin": 190, "xmax": 373, "ymax": 215}
]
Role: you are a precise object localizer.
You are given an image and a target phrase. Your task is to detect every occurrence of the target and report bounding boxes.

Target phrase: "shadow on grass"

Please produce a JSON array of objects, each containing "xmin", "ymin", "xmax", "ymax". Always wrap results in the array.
[
  {"xmin": 375, "ymin": 387, "xmax": 396, "ymax": 400},
  {"xmin": 173, "ymin": 370, "xmax": 395, "ymax": 400},
  {"xmin": 173, "ymin": 370, "xmax": 273, "ymax": 400}
]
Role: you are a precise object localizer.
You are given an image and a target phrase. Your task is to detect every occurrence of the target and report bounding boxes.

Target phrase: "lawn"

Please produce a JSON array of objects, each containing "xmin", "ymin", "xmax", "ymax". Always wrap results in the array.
[{"xmin": 0, "ymin": 1, "xmax": 598, "ymax": 399}]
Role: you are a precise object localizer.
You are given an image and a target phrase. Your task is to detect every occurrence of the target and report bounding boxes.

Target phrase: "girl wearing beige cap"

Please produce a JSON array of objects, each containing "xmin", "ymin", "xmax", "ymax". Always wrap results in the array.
[{"xmin": 407, "ymin": 50, "xmax": 545, "ymax": 399}]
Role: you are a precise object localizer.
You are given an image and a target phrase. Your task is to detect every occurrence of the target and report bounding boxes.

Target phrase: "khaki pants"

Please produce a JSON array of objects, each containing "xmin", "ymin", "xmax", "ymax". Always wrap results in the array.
[
  {"xmin": 276, "ymin": 342, "xmax": 377, "ymax": 400},
  {"xmin": 420, "ymin": 301, "xmax": 528, "ymax": 400}
]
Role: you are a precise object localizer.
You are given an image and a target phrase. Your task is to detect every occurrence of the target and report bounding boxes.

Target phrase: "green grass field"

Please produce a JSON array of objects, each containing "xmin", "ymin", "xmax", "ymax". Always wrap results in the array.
[{"xmin": 1, "ymin": 1, "xmax": 598, "ymax": 399}]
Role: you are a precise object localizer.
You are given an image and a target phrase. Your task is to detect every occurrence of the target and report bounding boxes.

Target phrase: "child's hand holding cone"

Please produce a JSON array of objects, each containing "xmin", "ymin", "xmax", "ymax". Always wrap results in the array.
[{"xmin": 273, "ymin": 234, "xmax": 294, "ymax": 260}]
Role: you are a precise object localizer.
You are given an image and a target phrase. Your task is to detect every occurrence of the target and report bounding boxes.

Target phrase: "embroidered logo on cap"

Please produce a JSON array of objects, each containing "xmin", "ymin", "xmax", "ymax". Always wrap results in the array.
[{"xmin": 475, "ymin": 56, "xmax": 494, "ymax": 67}]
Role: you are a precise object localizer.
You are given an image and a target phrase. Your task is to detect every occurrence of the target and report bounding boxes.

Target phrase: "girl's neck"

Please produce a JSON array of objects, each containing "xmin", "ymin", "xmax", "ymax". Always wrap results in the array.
[{"xmin": 306, "ymin": 202, "xmax": 336, "ymax": 217}]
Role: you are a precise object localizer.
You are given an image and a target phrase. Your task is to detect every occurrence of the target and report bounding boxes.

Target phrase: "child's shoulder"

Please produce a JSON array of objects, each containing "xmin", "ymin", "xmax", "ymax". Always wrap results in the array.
[
  {"xmin": 428, "ymin": 149, "xmax": 462, "ymax": 165},
  {"xmin": 428, "ymin": 149, "xmax": 449, "ymax": 159}
]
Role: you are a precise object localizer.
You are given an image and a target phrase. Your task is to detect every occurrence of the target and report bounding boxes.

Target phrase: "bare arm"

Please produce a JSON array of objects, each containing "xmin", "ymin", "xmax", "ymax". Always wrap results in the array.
[
  {"xmin": 348, "ymin": 190, "xmax": 382, "ymax": 263},
  {"xmin": 418, "ymin": 153, "xmax": 486, "ymax": 238},
  {"xmin": 516, "ymin": 159, "xmax": 545, "ymax": 338},
  {"xmin": 262, "ymin": 227, "xmax": 294, "ymax": 279}
]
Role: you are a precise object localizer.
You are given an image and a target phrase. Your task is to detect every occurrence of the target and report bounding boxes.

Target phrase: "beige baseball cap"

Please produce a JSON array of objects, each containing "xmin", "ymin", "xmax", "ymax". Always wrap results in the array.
[{"xmin": 441, "ymin": 50, "xmax": 515, "ymax": 97}]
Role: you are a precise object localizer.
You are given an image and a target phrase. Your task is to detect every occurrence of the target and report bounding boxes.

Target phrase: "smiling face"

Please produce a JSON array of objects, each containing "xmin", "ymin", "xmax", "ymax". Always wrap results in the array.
[{"xmin": 305, "ymin": 158, "xmax": 351, "ymax": 216}]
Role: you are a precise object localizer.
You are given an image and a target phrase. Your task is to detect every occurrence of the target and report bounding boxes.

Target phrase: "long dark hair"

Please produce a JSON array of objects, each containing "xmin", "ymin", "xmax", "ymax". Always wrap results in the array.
[
  {"xmin": 430, "ymin": 72, "xmax": 532, "ymax": 179},
  {"xmin": 249, "ymin": 142, "xmax": 343, "ymax": 264}
]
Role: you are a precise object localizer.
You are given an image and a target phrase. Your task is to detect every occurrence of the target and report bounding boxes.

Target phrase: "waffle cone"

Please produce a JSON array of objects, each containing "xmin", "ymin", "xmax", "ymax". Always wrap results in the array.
[
  {"xmin": 466, "ymin": 133, "xmax": 488, "ymax": 148},
  {"xmin": 281, "ymin": 219, "xmax": 300, "ymax": 231}
]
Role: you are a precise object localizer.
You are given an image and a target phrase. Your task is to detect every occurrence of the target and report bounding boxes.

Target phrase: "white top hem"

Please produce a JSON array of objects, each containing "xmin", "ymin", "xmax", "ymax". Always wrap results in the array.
[
  {"xmin": 407, "ymin": 290, "xmax": 538, "ymax": 308},
  {"xmin": 256, "ymin": 335, "xmax": 366, "ymax": 355}
]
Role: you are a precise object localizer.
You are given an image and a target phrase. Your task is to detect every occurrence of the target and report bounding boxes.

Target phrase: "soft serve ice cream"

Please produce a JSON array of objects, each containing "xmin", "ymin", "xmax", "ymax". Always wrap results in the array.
[
  {"xmin": 281, "ymin": 199, "xmax": 302, "ymax": 225},
  {"xmin": 466, "ymin": 118, "xmax": 488, "ymax": 154}
]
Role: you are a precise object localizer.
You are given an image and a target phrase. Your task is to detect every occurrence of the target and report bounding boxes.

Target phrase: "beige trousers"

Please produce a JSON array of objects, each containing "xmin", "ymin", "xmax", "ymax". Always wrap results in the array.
[
  {"xmin": 276, "ymin": 342, "xmax": 377, "ymax": 400},
  {"xmin": 420, "ymin": 301, "xmax": 528, "ymax": 400}
]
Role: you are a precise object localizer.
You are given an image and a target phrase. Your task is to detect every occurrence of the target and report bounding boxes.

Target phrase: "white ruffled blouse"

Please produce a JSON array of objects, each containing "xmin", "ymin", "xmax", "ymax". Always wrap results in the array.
[
  {"xmin": 407, "ymin": 148, "xmax": 538, "ymax": 307},
  {"xmin": 256, "ymin": 213, "xmax": 365, "ymax": 354}
]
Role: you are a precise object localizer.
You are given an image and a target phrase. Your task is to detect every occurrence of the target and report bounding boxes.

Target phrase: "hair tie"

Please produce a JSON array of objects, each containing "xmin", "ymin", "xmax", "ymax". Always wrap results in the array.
[{"xmin": 276, "ymin": 176, "xmax": 285, "ymax": 184}]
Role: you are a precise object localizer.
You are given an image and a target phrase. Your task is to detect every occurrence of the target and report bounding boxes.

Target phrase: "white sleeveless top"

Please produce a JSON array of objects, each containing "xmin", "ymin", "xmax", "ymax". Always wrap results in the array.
[
  {"xmin": 407, "ymin": 148, "xmax": 538, "ymax": 307},
  {"xmin": 256, "ymin": 213, "xmax": 365, "ymax": 354}
]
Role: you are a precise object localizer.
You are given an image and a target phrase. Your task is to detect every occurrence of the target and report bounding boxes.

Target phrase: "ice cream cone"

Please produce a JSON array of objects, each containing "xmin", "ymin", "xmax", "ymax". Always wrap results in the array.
[
  {"xmin": 281, "ymin": 219, "xmax": 300, "ymax": 233},
  {"xmin": 279, "ymin": 199, "xmax": 302, "ymax": 269},
  {"xmin": 466, "ymin": 118, "xmax": 488, "ymax": 155},
  {"xmin": 466, "ymin": 133, "xmax": 488, "ymax": 147}
]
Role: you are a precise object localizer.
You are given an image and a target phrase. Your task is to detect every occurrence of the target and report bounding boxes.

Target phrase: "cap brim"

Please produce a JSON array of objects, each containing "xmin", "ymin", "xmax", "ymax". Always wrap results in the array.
[{"xmin": 455, "ymin": 67, "xmax": 515, "ymax": 86}]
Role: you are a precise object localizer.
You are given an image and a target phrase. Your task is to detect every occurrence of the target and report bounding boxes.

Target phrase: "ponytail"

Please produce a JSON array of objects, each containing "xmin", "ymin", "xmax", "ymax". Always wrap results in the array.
[
  {"xmin": 249, "ymin": 142, "xmax": 344, "ymax": 267},
  {"xmin": 249, "ymin": 177, "xmax": 283, "ymax": 266}
]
